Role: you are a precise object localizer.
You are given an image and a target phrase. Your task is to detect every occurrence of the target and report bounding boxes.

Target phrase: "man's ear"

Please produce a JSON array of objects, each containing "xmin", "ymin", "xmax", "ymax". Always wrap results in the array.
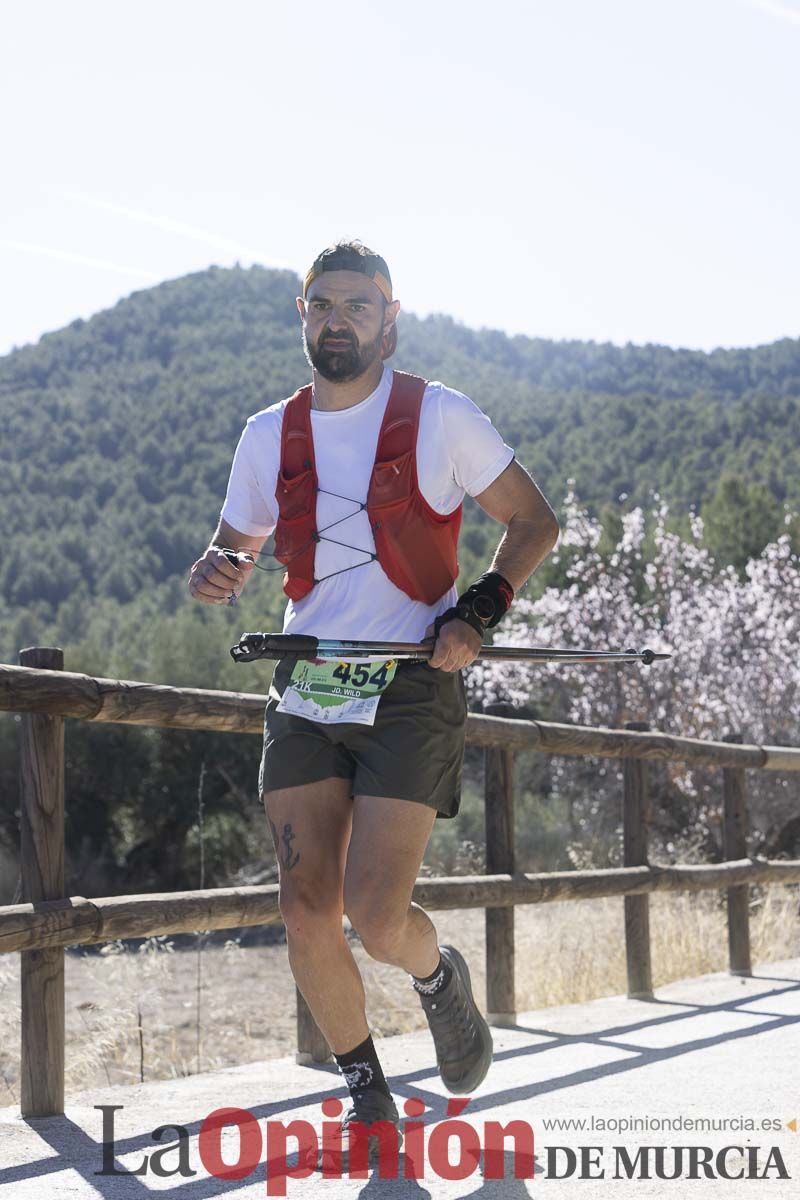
[
  {"xmin": 383, "ymin": 299, "xmax": 400, "ymax": 334},
  {"xmin": 380, "ymin": 299, "xmax": 400, "ymax": 359},
  {"xmin": 296, "ymin": 296, "xmax": 306, "ymax": 319}
]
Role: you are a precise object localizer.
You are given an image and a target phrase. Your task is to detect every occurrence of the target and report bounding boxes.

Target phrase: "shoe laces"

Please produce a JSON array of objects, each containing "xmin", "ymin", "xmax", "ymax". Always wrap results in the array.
[{"xmin": 426, "ymin": 987, "xmax": 476, "ymax": 1058}]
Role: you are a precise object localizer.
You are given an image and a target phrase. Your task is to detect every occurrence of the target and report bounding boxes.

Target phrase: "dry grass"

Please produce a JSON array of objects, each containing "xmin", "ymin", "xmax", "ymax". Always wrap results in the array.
[{"xmin": 0, "ymin": 888, "xmax": 796, "ymax": 1104}]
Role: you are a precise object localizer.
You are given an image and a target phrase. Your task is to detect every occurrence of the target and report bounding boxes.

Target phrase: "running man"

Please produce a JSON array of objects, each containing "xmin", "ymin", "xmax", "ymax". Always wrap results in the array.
[{"xmin": 189, "ymin": 241, "xmax": 559, "ymax": 1160}]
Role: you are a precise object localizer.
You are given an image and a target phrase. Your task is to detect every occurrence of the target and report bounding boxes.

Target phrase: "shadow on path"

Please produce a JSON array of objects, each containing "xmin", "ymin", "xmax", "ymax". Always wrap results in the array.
[{"xmin": 1, "ymin": 970, "xmax": 796, "ymax": 1197}]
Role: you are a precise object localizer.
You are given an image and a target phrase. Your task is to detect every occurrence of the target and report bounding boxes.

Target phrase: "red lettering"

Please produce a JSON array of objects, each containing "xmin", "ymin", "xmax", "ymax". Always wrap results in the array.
[
  {"xmin": 403, "ymin": 1098, "xmax": 426, "ymax": 1179},
  {"xmin": 265, "ymin": 1119, "xmax": 318, "ymax": 1196},
  {"xmin": 198, "ymin": 1107, "xmax": 260, "ymax": 1181},
  {"xmin": 428, "ymin": 1119, "xmax": 481, "ymax": 1181},
  {"xmin": 485, "ymin": 1120, "xmax": 535, "ymax": 1178}
]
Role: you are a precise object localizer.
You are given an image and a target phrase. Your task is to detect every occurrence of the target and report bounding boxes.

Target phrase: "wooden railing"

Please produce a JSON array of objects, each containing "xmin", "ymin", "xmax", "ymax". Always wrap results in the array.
[{"xmin": 2, "ymin": 647, "xmax": 799, "ymax": 1115}]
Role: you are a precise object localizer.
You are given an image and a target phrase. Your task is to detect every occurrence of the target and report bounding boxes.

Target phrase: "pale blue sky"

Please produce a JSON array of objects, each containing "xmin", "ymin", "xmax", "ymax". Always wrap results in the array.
[{"xmin": 2, "ymin": 0, "xmax": 798, "ymax": 356}]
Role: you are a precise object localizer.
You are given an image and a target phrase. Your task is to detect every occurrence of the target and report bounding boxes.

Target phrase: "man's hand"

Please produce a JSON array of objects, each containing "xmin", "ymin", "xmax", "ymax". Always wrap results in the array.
[
  {"xmin": 188, "ymin": 548, "xmax": 255, "ymax": 605},
  {"xmin": 425, "ymin": 618, "xmax": 483, "ymax": 672}
]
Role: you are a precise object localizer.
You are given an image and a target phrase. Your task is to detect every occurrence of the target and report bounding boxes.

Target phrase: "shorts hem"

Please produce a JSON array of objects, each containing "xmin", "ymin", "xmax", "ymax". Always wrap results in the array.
[
  {"xmin": 259, "ymin": 771, "xmax": 459, "ymax": 819},
  {"xmin": 259, "ymin": 766, "xmax": 354, "ymax": 798}
]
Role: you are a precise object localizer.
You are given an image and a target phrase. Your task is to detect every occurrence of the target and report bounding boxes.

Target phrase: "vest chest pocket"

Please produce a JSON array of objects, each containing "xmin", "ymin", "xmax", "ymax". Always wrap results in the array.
[
  {"xmin": 368, "ymin": 450, "xmax": 414, "ymax": 509},
  {"xmin": 276, "ymin": 466, "xmax": 315, "ymax": 521},
  {"xmin": 274, "ymin": 467, "xmax": 316, "ymax": 563}
]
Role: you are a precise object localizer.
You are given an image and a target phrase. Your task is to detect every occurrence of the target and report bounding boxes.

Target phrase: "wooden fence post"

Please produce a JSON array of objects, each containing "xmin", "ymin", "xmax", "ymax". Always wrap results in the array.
[
  {"xmin": 485, "ymin": 746, "xmax": 516, "ymax": 1025},
  {"xmin": 19, "ymin": 646, "xmax": 66, "ymax": 1116},
  {"xmin": 722, "ymin": 733, "xmax": 752, "ymax": 976},
  {"xmin": 623, "ymin": 721, "xmax": 653, "ymax": 999},
  {"xmin": 296, "ymin": 988, "xmax": 332, "ymax": 1065}
]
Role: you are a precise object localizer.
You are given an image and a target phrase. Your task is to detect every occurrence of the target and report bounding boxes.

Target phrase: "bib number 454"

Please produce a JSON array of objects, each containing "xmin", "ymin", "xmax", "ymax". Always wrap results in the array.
[{"xmin": 332, "ymin": 662, "xmax": 391, "ymax": 688}]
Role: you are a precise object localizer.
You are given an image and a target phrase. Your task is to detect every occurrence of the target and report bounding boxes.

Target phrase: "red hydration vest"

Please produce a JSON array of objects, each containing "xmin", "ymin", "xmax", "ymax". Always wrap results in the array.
[{"xmin": 274, "ymin": 371, "xmax": 462, "ymax": 605}]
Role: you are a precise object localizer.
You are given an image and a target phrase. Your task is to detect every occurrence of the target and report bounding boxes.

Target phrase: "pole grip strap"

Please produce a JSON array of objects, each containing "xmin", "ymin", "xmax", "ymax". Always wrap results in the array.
[{"xmin": 230, "ymin": 633, "xmax": 320, "ymax": 662}]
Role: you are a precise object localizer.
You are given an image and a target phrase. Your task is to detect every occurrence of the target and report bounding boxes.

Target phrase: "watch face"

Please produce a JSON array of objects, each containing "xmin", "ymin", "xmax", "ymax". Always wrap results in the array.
[{"xmin": 473, "ymin": 594, "xmax": 496, "ymax": 624}]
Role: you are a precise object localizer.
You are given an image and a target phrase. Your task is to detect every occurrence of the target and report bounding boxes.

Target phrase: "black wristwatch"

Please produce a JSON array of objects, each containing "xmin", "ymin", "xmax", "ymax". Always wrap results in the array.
[
  {"xmin": 435, "ymin": 596, "xmax": 495, "ymax": 641},
  {"xmin": 458, "ymin": 593, "xmax": 496, "ymax": 630},
  {"xmin": 434, "ymin": 572, "xmax": 515, "ymax": 641}
]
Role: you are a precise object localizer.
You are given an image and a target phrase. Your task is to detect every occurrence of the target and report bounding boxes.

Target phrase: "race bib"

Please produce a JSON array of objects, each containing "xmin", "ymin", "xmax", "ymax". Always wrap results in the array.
[{"xmin": 276, "ymin": 658, "xmax": 398, "ymax": 727}]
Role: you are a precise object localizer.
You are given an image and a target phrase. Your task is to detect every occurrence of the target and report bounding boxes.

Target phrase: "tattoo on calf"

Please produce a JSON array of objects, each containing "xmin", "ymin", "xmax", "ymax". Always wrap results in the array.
[{"xmin": 269, "ymin": 817, "xmax": 300, "ymax": 871}]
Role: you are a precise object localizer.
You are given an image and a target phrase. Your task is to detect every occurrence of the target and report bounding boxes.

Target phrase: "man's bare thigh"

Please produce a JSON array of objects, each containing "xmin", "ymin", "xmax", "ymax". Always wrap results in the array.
[
  {"xmin": 344, "ymin": 794, "xmax": 437, "ymax": 919},
  {"xmin": 263, "ymin": 777, "xmax": 353, "ymax": 899}
]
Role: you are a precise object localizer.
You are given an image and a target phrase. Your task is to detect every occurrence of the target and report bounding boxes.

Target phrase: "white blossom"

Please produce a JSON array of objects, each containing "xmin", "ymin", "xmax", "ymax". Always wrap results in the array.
[{"xmin": 468, "ymin": 499, "xmax": 800, "ymax": 861}]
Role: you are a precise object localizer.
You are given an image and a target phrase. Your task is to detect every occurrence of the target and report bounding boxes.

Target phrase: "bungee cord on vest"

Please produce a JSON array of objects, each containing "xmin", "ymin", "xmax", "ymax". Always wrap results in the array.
[
  {"xmin": 274, "ymin": 372, "xmax": 459, "ymax": 606},
  {"xmin": 223, "ymin": 484, "xmax": 378, "ymax": 587}
]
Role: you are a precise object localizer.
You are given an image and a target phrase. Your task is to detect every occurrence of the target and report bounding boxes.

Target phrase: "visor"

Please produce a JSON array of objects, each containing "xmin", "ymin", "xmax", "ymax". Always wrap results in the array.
[{"xmin": 303, "ymin": 247, "xmax": 392, "ymax": 303}]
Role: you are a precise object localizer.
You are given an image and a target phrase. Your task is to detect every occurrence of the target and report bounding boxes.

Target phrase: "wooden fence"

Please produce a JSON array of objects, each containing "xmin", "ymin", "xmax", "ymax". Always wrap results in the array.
[{"xmin": 2, "ymin": 647, "xmax": 799, "ymax": 1116}]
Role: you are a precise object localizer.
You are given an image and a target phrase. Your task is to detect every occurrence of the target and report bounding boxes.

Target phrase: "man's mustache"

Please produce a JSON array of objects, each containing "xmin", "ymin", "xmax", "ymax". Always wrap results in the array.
[{"xmin": 321, "ymin": 333, "xmax": 356, "ymax": 347}]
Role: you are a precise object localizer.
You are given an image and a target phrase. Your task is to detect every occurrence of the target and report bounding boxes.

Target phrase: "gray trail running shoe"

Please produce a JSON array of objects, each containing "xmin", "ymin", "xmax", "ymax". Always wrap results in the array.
[
  {"xmin": 418, "ymin": 945, "xmax": 494, "ymax": 1094},
  {"xmin": 317, "ymin": 1087, "xmax": 403, "ymax": 1174}
]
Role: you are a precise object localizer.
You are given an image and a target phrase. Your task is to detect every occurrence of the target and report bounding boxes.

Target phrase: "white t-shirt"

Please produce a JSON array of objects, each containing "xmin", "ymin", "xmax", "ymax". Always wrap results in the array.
[{"xmin": 220, "ymin": 365, "xmax": 514, "ymax": 643}]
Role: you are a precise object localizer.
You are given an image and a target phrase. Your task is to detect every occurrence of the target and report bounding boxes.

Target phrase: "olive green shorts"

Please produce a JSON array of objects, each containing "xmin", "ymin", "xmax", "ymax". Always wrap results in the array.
[{"xmin": 259, "ymin": 657, "xmax": 468, "ymax": 818}]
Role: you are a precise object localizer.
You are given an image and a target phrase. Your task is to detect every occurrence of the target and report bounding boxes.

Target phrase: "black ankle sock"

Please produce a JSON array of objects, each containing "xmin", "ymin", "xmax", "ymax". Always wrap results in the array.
[
  {"xmin": 412, "ymin": 951, "xmax": 453, "ymax": 997},
  {"xmin": 334, "ymin": 1034, "xmax": 391, "ymax": 1101}
]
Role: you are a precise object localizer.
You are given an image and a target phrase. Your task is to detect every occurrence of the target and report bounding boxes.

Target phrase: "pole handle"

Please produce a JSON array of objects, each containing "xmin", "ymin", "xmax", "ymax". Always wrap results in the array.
[{"xmin": 230, "ymin": 633, "xmax": 320, "ymax": 662}]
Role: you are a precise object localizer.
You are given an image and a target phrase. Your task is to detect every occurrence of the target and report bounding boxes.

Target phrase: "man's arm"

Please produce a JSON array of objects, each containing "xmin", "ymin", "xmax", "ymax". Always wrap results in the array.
[
  {"xmin": 210, "ymin": 517, "xmax": 267, "ymax": 558},
  {"xmin": 188, "ymin": 518, "xmax": 267, "ymax": 605},
  {"xmin": 474, "ymin": 459, "xmax": 559, "ymax": 591},
  {"xmin": 429, "ymin": 460, "xmax": 559, "ymax": 670}
]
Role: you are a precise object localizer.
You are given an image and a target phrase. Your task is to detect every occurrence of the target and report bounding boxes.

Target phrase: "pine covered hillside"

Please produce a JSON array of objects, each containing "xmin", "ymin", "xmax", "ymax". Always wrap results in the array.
[{"xmin": 1, "ymin": 263, "xmax": 799, "ymax": 681}]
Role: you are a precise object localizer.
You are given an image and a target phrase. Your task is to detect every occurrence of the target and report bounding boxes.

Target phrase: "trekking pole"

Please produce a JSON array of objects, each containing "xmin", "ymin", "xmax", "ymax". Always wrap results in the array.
[{"xmin": 230, "ymin": 632, "xmax": 671, "ymax": 666}]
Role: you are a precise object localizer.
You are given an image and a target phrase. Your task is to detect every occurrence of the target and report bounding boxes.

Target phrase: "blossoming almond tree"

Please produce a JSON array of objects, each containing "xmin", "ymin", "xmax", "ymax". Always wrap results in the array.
[{"xmin": 468, "ymin": 494, "xmax": 800, "ymax": 864}]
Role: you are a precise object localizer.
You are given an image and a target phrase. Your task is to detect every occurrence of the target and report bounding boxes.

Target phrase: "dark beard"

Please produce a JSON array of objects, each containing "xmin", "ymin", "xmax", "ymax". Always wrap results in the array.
[{"xmin": 303, "ymin": 328, "xmax": 383, "ymax": 383}]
